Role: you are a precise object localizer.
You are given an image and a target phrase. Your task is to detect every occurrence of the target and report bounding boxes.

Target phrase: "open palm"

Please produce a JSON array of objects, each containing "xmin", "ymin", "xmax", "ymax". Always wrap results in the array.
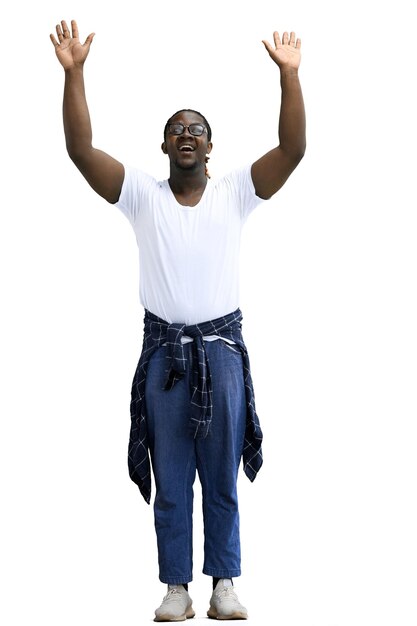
[
  {"xmin": 50, "ymin": 20, "xmax": 95, "ymax": 70},
  {"xmin": 262, "ymin": 31, "xmax": 301, "ymax": 71}
]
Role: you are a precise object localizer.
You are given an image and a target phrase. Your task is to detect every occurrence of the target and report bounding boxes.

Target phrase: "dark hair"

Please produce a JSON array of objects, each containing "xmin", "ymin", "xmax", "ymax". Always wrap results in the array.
[{"xmin": 163, "ymin": 109, "xmax": 212, "ymax": 142}]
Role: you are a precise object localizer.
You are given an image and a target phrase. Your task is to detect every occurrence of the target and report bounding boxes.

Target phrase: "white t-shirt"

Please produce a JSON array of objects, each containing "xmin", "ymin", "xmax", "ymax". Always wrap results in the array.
[{"xmin": 115, "ymin": 164, "xmax": 265, "ymax": 325}]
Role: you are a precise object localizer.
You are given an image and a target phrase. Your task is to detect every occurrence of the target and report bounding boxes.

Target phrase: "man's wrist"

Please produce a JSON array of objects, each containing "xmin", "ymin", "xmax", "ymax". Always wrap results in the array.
[
  {"xmin": 64, "ymin": 64, "xmax": 84, "ymax": 76},
  {"xmin": 280, "ymin": 67, "xmax": 300, "ymax": 78}
]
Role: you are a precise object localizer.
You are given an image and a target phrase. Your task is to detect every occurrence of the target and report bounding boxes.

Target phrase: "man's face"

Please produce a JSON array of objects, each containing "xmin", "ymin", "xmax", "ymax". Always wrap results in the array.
[{"xmin": 162, "ymin": 111, "xmax": 212, "ymax": 172}]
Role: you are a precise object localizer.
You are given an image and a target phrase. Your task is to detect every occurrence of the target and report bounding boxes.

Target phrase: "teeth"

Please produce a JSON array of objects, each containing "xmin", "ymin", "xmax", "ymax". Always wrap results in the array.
[{"xmin": 180, "ymin": 145, "xmax": 193, "ymax": 151}]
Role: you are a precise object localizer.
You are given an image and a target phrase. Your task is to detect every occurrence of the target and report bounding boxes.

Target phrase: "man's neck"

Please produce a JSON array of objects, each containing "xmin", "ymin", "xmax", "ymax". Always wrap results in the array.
[
  {"xmin": 168, "ymin": 170, "xmax": 208, "ymax": 207},
  {"xmin": 168, "ymin": 167, "xmax": 207, "ymax": 195}
]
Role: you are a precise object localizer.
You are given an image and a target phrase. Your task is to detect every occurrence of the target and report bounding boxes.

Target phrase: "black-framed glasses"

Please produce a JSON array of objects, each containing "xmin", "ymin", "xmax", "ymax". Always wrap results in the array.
[{"xmin": 167, "ymin": 123, "xmax": 207, "ymax": 136}]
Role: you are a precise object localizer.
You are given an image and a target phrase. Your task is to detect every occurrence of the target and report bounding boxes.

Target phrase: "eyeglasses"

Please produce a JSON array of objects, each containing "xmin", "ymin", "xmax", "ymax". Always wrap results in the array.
[{"xmin": 167, "ymin": 123, "xmax": 207, "ymax": 137}]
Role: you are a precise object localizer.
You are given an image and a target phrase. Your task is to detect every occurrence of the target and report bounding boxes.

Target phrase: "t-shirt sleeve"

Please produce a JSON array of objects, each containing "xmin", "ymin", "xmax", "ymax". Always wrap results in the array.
[
  {"xmin": 115, "ymin": 166, "xmax": 157, "ymax": 226},
  {"xmin": 226, "ymin": 163, "xmax": 268, "ymax": 222}
]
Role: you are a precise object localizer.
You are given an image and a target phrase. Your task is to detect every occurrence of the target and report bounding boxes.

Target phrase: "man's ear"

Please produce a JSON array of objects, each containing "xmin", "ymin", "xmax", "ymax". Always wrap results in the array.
[
  {"xmin": 207, "ymin": 141, "xmax": 213, "ymax": 155},
  {"xmin": 161, "ymin": 142, "xmax": 167, "ymax": 154}
]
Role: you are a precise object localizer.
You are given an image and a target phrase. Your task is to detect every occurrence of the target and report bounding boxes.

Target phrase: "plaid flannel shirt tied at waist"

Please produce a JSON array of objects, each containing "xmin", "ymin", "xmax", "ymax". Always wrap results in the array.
[{"xmin": 128, "ymin": 308, "xmax": 263, "ymax": 503}]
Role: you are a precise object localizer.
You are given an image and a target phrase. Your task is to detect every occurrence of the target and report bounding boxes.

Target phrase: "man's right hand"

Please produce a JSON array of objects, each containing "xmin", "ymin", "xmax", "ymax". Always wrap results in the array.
[{"xmin": 50, "ymin": 20, "xmax": 95, "ymax": 70}]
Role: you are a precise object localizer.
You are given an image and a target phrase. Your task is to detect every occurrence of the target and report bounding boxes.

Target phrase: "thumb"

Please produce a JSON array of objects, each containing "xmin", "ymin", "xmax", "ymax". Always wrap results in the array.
[
  {"xmin": 84, "ymin": 32, "xmax": 95, "ymax": 46},
  {"xmin": 262, "ymin": 39, "xmax": 274, "ymax": 55}
]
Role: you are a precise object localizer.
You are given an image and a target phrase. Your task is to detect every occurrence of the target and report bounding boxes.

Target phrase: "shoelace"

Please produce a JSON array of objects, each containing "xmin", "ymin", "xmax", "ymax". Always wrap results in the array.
[
  {"xmin": 216, "ymin": 587, "xmax": 238, "ymax": 601},
  {"xmin": 163, "ymin": 588, "xmax": 184, "ymax": 603}
]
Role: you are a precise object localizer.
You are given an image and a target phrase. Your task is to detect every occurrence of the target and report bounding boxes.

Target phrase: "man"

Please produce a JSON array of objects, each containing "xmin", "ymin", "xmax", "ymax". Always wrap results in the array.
[{"xmin": 50, "ymin": 19, "xmax": 306, "ymax": 621}]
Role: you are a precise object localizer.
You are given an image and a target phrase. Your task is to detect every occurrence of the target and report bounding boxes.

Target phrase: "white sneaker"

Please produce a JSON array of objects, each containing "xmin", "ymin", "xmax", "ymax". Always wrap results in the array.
[
  {"xmin": 154, "ymin": 585, "xmax": 195, "ymax": 622},
  {"xmin": 207, "ymin": 579, "xmax": 248, "ymax": 620}
]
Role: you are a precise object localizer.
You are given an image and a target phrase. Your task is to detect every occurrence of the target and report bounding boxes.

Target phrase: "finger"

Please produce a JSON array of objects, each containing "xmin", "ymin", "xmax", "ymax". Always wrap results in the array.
[
  {"xmin": 50, "ymin": 33, "xmax": 59, "ymax": 48},
  {"xmin": 61, "ymin": 20, "xmax": 70, "ymax": 38},
  {"xmin": 282, "ymin": 31, "xmax": 289, "ymax": 45},
  {"xmin": 71, "ymin": 19, "xmax": 79, "ymax": 39},
  {"xmin": 273, "ymin": 31, "xmax": 281, "ymax": 47},
  {"xmin": 289, "ymin": 31, "xmax": 296, "ymax": 45},
  {"xmin": 55, "ymin": 23, "xmax": 64, "ymax": 41},
  {"xmin": 296, "ymin": 37, "xmax": 301, "ymax": 49}
]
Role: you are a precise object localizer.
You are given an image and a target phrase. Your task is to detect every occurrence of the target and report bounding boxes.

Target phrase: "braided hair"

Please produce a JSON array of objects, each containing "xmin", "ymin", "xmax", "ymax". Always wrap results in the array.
[{"xmin": 164, "ymin": 109, "xmax": 212, "ymax": 178}]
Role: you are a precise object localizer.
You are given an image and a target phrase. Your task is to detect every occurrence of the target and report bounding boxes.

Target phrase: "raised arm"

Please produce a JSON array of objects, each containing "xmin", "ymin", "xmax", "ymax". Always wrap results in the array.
[
  {"xmin": 50, "ymin": 20, "xmax": 124, "ymax": 204},
  {"xmin": 251, "ymin": 30, "xmax": 306, "ymax": 200}
]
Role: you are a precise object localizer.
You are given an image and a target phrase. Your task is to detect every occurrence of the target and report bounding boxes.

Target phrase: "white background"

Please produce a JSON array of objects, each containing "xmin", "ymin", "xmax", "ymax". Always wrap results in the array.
[{"xmin": 1, "ymin": 1, "xmax": 416, "ymax": 625}]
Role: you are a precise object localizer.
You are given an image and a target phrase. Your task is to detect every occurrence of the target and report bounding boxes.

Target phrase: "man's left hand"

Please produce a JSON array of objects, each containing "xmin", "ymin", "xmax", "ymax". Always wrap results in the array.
[{"xmin": 262, "ymin": 31, "xmax": 301, "ymax": 71}]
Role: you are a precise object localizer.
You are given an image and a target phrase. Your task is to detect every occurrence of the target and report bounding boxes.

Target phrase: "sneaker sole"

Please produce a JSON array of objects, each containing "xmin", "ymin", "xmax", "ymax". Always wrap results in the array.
[
  {"xmin": 154, "ymin": 606, "xmax": 195, "ymax": 622},
  {"xmin": 207, "ymin": 607, "xmax": 248, "ymax": 620}
]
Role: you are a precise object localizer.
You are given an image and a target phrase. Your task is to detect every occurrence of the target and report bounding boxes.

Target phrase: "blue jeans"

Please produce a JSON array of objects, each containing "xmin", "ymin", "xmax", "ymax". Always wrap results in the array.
[{"xmin": 145, "ymin": 339, "xmax": 246, "ymax": 584}]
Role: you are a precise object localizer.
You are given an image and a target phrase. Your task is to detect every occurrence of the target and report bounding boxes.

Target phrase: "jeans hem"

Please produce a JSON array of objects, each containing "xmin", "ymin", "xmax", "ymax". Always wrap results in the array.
[
  {"xmin": 203, "ymin": 568, "xmax": 241, "ymax": 578},
  {"xmin": 160, "ymin": 574, "xmax": 193, "ymax": 584}
]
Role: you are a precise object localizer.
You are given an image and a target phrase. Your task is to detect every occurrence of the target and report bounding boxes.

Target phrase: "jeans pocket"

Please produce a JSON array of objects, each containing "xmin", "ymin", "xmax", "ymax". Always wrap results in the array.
[{"xmin": 219, "ymin": 340, "xmax": 240, "ymax": 354}]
